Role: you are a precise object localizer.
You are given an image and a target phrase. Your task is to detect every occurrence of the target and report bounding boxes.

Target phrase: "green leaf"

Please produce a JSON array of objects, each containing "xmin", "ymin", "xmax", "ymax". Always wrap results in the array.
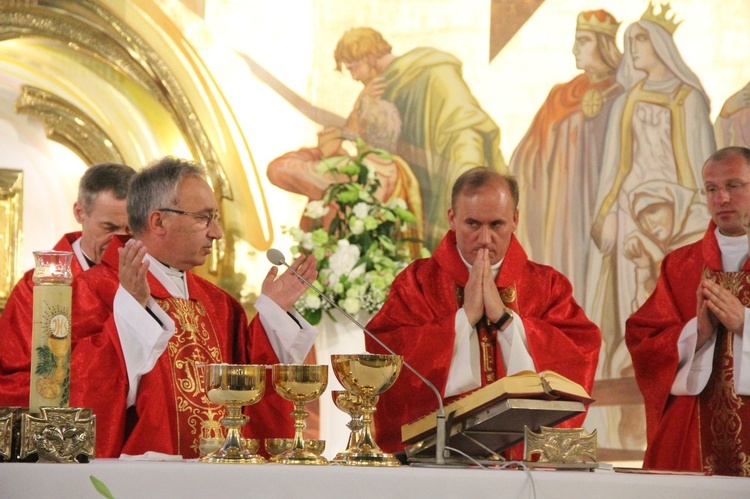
[
  {"xmin": 35, "ymin": 345, "xmax": 56, "ymax": 376},
  {"xmin": 302, "ymin": 308, "xmax": 322, "ymax": 326},
  {"xmin": 367, "ymin": 147, "xmax": 393, "ymax": 161},
  {"xmin": 90, "ymin": 476, "xmax": 115, "ymax": 499}
]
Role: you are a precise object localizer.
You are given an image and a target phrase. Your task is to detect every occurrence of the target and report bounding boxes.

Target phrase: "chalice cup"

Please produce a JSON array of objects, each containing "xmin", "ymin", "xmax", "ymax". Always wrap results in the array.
[
  {"xmin": 331, "ymin": 390, "xmax": 375, "ymax": 462},
  {"xmin": 201, "ymin": 363, "xmax": 266, "ymax": 464},
  {"xmin": 272, "ymin": 364, "xmax": 329, "ymax": 465},
  {"xmin": 264, "ymin": 438, "xmax": 326, "ymax": 461},
  {"xmin": 331, "ymin": 354, "xmax": 402, "ymax": 466}
]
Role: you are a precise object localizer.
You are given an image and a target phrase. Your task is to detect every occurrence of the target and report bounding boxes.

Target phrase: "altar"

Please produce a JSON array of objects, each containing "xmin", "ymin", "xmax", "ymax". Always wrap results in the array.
[{"xmin": 0, "ymin": 459, "xmax": 747, "ymax": 498}]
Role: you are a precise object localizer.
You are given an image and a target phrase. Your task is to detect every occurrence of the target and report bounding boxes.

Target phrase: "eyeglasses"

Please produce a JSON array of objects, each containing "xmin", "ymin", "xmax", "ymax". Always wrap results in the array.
[
  {"xmin": 158, "ymin": 208, "xmax": 220, "ymax": 228},
  {"xmin": 701, "ymin": 181, "xmax": 750, "ymax": 197}
]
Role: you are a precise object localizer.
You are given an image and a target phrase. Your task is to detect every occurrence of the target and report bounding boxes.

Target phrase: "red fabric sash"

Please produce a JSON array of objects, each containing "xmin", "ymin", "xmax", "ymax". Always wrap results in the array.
[
  {"xmin": 453, "ymin": 284, "xmax": 516, "ymax": 385},
  {"xmin": 698, "ymin": 268, "xmax": 750, "ymax": 476}
]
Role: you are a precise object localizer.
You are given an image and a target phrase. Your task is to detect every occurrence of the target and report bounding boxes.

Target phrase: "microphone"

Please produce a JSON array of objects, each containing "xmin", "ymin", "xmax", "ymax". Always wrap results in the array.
[{"xmin": 267, "ymin": 248, "xmax": 448, "ymax": 465}]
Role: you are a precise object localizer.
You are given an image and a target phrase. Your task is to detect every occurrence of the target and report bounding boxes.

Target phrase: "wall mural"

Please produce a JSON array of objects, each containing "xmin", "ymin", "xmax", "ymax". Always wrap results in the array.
[{"xmin": 2, "ymin": 0, "xmax": 750, "ymax": 460}]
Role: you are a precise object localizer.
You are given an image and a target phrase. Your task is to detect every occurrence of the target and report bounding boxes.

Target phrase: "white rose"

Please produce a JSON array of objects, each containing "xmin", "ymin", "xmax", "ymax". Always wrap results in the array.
[
  {"xmin": 350, "ymin": 218, "xmax": 365, "ymax": 235},
  {"xmin": 304, "ymin": 200, "xmax": 330, "ymax": 219},
  {"xmin": 388, "ymin": 197, "xmax": 407, "ymax": 210},
  {"xmin": 352, "ymin": 202, "xmax": 370, "ymax": 219},
  {"xmin": 304, "ymin": 293, "xmax": 322, "ymax": 310},
  {"xmin": 301, "ymin": 232, "xmax": 314, "ymax": 251},
  {"xmin": 342, "ymin": 297, "xmax": 361, "ymax": 315}
]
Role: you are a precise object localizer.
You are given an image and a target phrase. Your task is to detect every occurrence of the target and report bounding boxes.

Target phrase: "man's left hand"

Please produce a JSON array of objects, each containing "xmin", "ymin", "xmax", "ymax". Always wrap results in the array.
[
  {"xmin": 262, "ymin": 254, "xmax": 318, "ymax": 311},
  {"xmin": 702, "ymin": 279, "xmax": 745, "ymax": 335},
  {"xmin": 479, "ymin": 249, "xmax": 505, "ymax": 323}
]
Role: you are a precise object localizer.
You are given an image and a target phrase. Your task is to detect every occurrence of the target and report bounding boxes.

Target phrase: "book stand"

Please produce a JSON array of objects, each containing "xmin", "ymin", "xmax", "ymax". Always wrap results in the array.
[{"xmin": 404, "ymin": 398, "xmax": 586, "ymax": 466}]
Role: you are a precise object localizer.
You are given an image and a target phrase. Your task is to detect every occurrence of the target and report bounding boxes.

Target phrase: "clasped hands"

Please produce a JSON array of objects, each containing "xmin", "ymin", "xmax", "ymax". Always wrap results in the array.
[
  {"xmin": 696, "ymin": 279, "xmax": 745, "ymax": 351},
  {"xmin": 119, "ymin": 239, "xmax": 318, "ymax": 312},
  {"xmin": 464, "ymin": 248, "xmax": 509, "ymax": 327}
]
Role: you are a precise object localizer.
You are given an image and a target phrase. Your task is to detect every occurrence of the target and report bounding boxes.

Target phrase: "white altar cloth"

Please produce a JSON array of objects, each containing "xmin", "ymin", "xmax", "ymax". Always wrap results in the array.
[{"xmin": 0, "ymin": 459, "xmax": 747, "ymax": 499}]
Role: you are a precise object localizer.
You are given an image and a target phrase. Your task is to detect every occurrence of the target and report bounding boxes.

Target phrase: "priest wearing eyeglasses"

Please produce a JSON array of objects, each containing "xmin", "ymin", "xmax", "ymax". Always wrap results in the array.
[
  {"xmin": 627, "ymin": 146, "xmax": 750, "ymax": 476},
  {"xmin": 72, "ymin": 156, "xmax": 319, "ymax": 458}
]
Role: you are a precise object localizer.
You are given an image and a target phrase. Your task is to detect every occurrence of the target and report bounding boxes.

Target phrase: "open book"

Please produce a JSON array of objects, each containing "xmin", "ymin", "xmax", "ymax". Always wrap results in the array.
[{"xmin": 402, "ymin": 370, "xmax": 593, "ymax": 444}]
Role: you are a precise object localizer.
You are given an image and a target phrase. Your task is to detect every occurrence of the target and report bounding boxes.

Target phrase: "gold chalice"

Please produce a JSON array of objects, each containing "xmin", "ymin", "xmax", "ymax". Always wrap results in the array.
[
  {"xmin": 331, "ymin": 354, "xmax": 402, "ymax": 466},
  {"xmin": 264, "ymin": 438, "xmax": 326, "ymax": 460},
  {"xmin": 331, "ymin": 390, "xmax": 375, "ymax": 462},
  {"xmin": 272, "ymin": 364, "xmax": 328, "ymax": 465},
  {"xmin": 201, "ymin": 363, "xmax": 266, "ymax": 464}
]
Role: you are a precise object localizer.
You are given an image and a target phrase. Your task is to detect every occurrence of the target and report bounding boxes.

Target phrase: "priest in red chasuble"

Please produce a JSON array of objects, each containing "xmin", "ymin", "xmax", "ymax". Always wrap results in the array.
[
  {"xmin": 627, "ymin": 146, "xmax": 750, "ymax": 476},
  {"xmin": 0, "ymin": 163, "xmax": 134, "ymax": 408},
  {"xmin": 365, "ymin": 167, "xmax": 601, "ymax": 454},
  {"xmin": 71, "ymin": 157, "xmax": 319, "ymax": 458}
]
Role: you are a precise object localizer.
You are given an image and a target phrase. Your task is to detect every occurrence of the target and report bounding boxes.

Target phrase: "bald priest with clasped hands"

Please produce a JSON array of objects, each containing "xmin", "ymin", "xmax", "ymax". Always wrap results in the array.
[{"xmin": 364, "ymin": 166, "xmax": 601, "ymax": 455}]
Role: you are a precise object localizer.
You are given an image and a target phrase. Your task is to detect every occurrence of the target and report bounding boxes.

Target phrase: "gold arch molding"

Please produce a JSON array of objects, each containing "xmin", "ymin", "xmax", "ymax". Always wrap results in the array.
[
  {"xmin": 0, "ymin": 0, "xmax": 272, "ymax": 296},
  {"xmin": 16, "ymin": 85, "xmax": 124, "ymax": 165}
]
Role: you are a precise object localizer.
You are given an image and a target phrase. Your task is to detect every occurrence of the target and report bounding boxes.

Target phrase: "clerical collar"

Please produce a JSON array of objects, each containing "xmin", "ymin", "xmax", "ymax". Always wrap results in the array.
[
  {"xmin": 71, "ymin": 237, "xmax": 92, "ymax": 270},
  {"xmin": 715, "ymin": 227, "xmax": 749, "ymax": 272},
  {"xmin": 155, "ymin": 259, "xmax": 186, "ymax": 277},
  {"xmin": 457, "ymin": 246, "xmax": 503, "ymax": 279},
  {"xmin": 144, "ymin": 254, "xmax": 188, "ymax": 299}
]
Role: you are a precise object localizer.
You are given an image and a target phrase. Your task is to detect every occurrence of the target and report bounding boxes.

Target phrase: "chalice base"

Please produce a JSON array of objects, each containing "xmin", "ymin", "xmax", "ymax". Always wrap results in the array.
[
  {"xmin": 335, "ymin": 448, "xmax": 401, "ymax": 467},
  {"xmin": 201, "ymin": 440, "xmax": 266, "ymax": 464},
  {"xmin": 274, "ymin": 448, "xmax": 328, "ymax": 465}
]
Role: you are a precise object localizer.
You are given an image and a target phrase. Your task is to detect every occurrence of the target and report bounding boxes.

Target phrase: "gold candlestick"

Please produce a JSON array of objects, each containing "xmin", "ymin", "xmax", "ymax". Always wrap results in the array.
[{"xmin": 29, "ymin": 251, "xmax": 73, "ymax": 413}]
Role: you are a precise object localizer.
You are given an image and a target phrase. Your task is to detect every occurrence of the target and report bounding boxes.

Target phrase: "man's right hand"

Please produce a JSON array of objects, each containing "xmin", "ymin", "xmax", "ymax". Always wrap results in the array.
[
  {"xmin": 119, "ymin": 239, "xmax": 151, "ymax": 308},
  {"xmin": 695, "ymin": 281, "xmax": 717, "ymax": 351},
  {"xmin": 464, "ymin": 249, "xmax": 487, "ymax": 326}
]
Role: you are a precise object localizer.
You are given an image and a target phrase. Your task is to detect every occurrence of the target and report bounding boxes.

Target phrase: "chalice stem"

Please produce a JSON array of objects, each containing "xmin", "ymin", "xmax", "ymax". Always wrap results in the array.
[
  {"xmin": 220, "ymin": 404, "xmax": 247, "ymax": 454},
  {"xmin": 358, "ymin": 399, "xmax": 380, "ymax": 452},
  {"xmin": 291, "ymin": 402, "xmax": 307, "ymax": 452}
]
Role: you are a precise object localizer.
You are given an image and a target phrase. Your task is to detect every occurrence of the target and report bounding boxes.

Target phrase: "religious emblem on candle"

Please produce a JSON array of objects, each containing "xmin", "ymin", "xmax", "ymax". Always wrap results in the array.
[{"xmin": 30, "ymin": 251, "xmax": 74, "ymax": 413}]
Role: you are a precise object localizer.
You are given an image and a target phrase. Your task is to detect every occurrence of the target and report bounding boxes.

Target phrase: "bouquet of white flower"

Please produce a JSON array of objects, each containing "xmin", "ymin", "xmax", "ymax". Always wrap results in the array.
[{"xmin": 285, "ymin": 143, "xmax": 426, "ymax": 325}]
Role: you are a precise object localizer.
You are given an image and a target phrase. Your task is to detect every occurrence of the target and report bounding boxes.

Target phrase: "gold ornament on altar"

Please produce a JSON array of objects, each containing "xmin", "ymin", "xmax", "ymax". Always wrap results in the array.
[
  {"xmin": 19, "ymin": 407, "xmax": 95, "ymax": 463},
  {"xmin": 0, "ymin": 408, "xmax": 13, "ymax": 461},
  {"xmin": 524, "ymin": 426, "xmax": 598, "ymax": 467},
  {"xmin": 200, "ymin": 364, "xmax": 266, "ymax": 464},
  {"xmin": 271, "ymin": 364, "xmax": 329, "ymax": 465},
  {"xmin": 331, "ymin": 354, "xmax": 402, "ymax": 466}
]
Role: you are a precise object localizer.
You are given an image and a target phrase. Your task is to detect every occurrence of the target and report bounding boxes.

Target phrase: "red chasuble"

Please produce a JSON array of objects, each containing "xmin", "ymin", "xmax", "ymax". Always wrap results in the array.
[
  {"xmin": 627, "ymin": 222, "xmax": 750, "ymax": 476},
  {"xmin": 0, "ymin": 232, "xmax": 84, "ymax": 407},
  {"xmin": 365, "ymin": 231, "xmax": 601, "ymax": 453},
  {"xmin": 70, "ymin": 236, "xmax": 294, "ymax": 458}
]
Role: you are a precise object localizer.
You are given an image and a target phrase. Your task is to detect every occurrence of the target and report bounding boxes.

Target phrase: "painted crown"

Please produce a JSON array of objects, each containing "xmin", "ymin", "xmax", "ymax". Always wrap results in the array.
[
  {"xmin": 641, "ymin": 2, "xmax": 681, "ymax": 35},
  {"xmin": 576, "ymin": 10, "xmax": 620, "ymax": 38}
]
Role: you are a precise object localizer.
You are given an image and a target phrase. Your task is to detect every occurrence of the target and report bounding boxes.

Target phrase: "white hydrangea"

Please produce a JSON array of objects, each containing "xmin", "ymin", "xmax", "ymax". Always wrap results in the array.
[
  {"xmin": 303, "ymin": 293, "xmax": 322, "ymax": 310},
  {"xmin": 300, "ymin": 232, "xmax": 314, "ymax": 251},
  {"xmin": 304, "ymin": 200, "xmax": 329, "ymax": 219},
  {"xmin": 352, "ymin": 202, "xmax": 370, "ymax": 219},
  {"xmin": 327, "ymin": 240, "xmax": 361, "ymax": 285},
  {"xmin": 342, "ymin": 297, "xmax": 362, "ymax": 315}
]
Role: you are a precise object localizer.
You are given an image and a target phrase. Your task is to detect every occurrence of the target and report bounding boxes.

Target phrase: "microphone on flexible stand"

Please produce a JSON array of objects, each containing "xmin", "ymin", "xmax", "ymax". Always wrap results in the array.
[{"xmin": 266, "ymin": 248, "xmax": 448, "ymax": 465}]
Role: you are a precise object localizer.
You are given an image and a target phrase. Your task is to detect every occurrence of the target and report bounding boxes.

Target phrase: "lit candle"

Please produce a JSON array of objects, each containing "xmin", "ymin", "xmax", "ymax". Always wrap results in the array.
[{"xmin": 29, "ymin": 251, "xmax": 73, "ymax": 413}]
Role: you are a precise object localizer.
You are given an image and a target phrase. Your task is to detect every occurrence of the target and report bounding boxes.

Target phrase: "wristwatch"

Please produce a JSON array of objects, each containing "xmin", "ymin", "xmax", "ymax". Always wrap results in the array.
[{"xmin": 493, "ymin": 308, "xmax": 514, "ymax": 332}]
